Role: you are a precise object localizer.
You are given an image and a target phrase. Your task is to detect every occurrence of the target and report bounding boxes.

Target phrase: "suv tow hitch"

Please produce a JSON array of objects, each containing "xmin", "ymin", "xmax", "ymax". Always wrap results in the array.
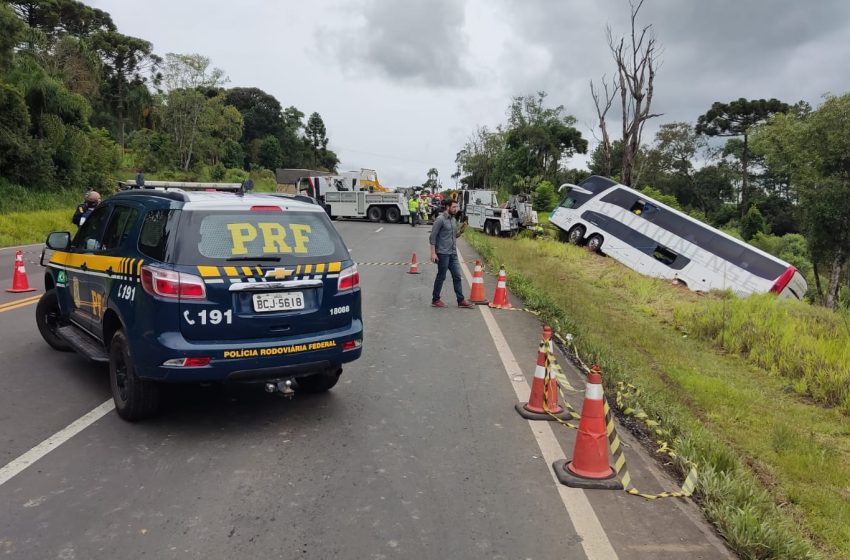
[{"xmin": 265, "ymin": 379, "xmax": 296, "ymax": 399}]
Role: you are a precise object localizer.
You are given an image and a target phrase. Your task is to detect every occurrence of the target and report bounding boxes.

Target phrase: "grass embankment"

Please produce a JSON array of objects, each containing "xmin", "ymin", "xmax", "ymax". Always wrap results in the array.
[
  {"xmin": 0, "ymin": 184, "xmax": 83, "ymax": 246},
  {"xmin": 0, "ymin": 168, "xmax": 279, "ymax": 247},
  {"xmin": 465, "ymin": 231, "xmax": 850, "ymax": 560}
]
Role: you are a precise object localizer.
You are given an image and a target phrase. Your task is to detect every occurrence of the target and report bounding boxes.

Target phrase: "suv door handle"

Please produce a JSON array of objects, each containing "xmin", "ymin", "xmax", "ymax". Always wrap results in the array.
[
  {"xmin": 106, "ymin": 266, "xmax": 113, "ymax": 276},
  {"xmin": 80, "ymin": 262, "xmax": 88, "ymax": 271}
]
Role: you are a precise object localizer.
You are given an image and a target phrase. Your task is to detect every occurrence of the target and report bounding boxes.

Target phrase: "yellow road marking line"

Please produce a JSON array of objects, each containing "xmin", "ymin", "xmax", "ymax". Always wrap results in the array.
[{"xmin": 0, "ymin": 294, "xmax": 41, "ymax": 312}]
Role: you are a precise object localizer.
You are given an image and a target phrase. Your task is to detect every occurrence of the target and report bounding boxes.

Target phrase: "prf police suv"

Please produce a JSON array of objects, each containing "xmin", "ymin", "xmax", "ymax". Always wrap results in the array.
[{"xmin": 36, "ymin": 185, "xmax": 363, "ymax": 421}]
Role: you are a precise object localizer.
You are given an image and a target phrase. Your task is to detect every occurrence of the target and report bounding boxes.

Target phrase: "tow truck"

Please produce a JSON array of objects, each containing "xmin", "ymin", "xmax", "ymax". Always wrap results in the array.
[
  {"xmin": 297, "ymin": 171, "xmax": 410, "ymax": 223},
  {"xmin": 461, "ymin": 190, "xmax": 540, "ymax": 236}
]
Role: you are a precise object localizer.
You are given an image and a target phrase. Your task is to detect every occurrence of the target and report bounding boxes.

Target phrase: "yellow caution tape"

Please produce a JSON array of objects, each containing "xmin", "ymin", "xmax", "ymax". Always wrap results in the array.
[
  {"xmin": 544, "ymin": 328, "xmax": 698, "ymax": 500},
  {"xmin": 604, "ymin": 400, "xmax": 698, "ymax": 499}
]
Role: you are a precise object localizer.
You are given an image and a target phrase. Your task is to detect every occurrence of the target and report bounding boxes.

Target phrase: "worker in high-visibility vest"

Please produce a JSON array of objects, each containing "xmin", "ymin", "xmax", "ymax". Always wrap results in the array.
[{"xmin": 408, "ymin": 196, "xmax": 419, "ymax": 227}]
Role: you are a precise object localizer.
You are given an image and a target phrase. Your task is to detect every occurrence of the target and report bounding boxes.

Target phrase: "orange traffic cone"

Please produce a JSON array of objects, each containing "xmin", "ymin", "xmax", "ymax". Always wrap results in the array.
[
  {"xmin": 468, "ymin": 260, "xmax": 489, "ymax": 304},
  {"xmin": 6, "ymin": 250, "xmax": 36, "ymax": 293},
  {"xmin": 407, "ymin": 252, "xmax": 420, "ymax": 274},
  {"xmin": 552, "ymin": 365, "xmax": 622, "ymax": 489},
  {"xmin": 488, "ymin": 265, "xmax": 512, "ymax": 309},
  {"xmin": 516, "ymin": 326, "xmax": 570, "ymax": 421}
]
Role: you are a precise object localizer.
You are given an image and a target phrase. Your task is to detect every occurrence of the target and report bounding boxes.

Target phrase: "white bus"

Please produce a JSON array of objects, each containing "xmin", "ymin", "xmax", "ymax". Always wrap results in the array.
[{"xmin": 549, "ymin": 176, "xmax": 808, "ymax": 300}]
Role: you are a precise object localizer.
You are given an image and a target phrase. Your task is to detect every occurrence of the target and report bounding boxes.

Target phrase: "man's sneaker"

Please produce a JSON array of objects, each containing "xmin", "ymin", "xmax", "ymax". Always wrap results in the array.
[
  {"xmin": 432, "ymin": 299, "xmax": 447, "ymax": 308},
  {"xmin": 457, "ymin": 300, "xmax": 475, "ymax": 309}
]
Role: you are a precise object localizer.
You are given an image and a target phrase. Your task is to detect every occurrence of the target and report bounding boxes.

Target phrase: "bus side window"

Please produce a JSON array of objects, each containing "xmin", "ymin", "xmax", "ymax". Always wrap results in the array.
[
  {"xmin": 630, "ymin": 200, "xmax": 646, "ymax": 215},
  {"xmin": 653, "ymin": 245, "xmax": 678, "ymax": 266},
  {"xmin": 631, "ymin": 200, "xmax": 658, "ymax": 217}
]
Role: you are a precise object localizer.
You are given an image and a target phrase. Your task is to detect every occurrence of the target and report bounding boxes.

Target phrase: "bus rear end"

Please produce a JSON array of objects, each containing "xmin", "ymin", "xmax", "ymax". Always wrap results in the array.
[{"xmin": 770, "ymin": 266, "xmax": 808, "ymax": 300}]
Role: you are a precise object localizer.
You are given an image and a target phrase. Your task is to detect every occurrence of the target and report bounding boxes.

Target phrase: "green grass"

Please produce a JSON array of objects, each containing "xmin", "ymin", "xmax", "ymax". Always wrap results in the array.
[
  {"xmin": 673, "ymin": 295, "xmax": 850, "ymax": 411},
  {"xmin": 1, "ymin": 166, "xmax": 281, "ymax": 247},
  {"xmin": 465, "ymin": 231, "xmax": 849, "ymax": 560},
  {"xmin": 0, "ymin": 209, "xmax": 73, "ymax": 247}
]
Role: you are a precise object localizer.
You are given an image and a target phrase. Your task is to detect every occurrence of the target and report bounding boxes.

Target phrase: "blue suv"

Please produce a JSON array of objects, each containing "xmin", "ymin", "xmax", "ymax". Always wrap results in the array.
[{"xmin": 36, "ymin": 186, "xmax": 363, "ymax": 420}]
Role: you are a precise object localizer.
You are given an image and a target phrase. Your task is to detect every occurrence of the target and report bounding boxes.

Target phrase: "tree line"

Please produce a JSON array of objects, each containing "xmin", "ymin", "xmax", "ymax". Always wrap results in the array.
[
  {"xmin": 453, "ymin": 1, "xmax": 849, "ymax": 309},
  {"xmin": 0, "ymin": 0, "xmax": 339, "ymax": 193}
]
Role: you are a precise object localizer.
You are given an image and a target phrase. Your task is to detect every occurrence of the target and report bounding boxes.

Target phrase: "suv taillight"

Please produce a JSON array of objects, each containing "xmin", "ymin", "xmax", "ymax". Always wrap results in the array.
[
  {"xmin": 337, "ymin": 264, "xmax": 359, "ymax": 291},
  {"xmin": 141, "ymin": 265, "xmax": 206, "ymax": 300}
]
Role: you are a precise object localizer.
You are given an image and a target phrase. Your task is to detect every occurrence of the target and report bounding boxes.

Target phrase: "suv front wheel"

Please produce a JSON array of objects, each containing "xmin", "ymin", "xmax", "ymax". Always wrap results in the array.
[
  {"xmin": 36, "ymin": 289, "xmax": 72, "ymax": 351},
  {"xmin": 109, "ymin": 329, "xmax": 161, "ymax": 421}
]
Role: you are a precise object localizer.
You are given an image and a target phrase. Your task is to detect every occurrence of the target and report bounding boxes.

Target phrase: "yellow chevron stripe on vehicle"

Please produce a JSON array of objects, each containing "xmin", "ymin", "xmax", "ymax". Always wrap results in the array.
[{"xmin": 194, "ymin": 262, "xmax": 345, "ymax": 283}]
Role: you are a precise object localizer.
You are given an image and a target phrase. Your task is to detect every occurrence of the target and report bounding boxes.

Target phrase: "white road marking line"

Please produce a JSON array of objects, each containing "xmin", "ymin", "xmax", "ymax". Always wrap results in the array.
[
  {"xmin": 0, "ymin": 399, "xmax": 115, "ymax": 487},
  {"xmin": 375, "ymin": 227, "xmax": 384, "ymax": 233},
  {"xmin": 457, "ymin": 248, "xmax": 619, "ymax": 560}
]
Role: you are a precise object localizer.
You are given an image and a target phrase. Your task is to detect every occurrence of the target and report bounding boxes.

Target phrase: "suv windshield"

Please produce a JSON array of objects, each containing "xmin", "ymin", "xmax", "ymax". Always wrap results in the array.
[{"xmin": 174, "ymin": 210, "xmax": 349, "ymax": 265}]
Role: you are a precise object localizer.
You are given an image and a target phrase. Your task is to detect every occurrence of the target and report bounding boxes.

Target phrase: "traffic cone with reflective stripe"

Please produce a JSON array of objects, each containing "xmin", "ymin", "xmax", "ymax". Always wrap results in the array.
[
  {"xmin": 468, "ymin": 260, "xmax": 489, "ymax": 304},
  {"xmin": 552, "ymin": 365, "xmax": 622, "ymax": 489},
  {"xmin": 6, "ymin": 250, "xmax": 36, "ymax": 293},
  {"xmin": 407, "ymin": 252, "xmax": 420, "ymax": 274},
  {"xmin": 516, "ymin": 326, "xmax": 570, "ymax": 421},
  {"xmin": 488, "ymin": 265, "xmax": 512, "ymax": 309}
]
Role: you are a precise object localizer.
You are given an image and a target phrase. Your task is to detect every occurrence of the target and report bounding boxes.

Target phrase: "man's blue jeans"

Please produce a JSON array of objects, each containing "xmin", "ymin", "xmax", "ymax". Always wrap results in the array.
[{"xmin": 432, "ymin": 253, "xmax": 464, "ymax": 303}]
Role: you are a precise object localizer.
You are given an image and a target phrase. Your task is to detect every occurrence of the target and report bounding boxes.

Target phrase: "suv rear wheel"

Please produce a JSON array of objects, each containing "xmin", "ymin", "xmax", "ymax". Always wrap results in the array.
[
  {"xmin": 35, "ymin": 289, "xmax": 72, "ymax": 351},
  {"xmin": 109, "ymin": 329, "xmax": 161, "ymax": 421},
  {"xmin": 298, "ymin": 366, "xmax": 342, "ymax": 393}
]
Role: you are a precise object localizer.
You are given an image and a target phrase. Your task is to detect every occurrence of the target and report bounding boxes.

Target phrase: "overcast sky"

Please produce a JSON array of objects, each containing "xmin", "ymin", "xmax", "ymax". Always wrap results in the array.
[{"xmin": 92, "ymin": 0, "xmax": 850, "ymax": 188}]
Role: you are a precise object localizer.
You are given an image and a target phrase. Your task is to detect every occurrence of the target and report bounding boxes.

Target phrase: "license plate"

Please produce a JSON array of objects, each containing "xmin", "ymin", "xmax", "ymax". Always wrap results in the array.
[{"xmin": 252, "ymin": 292, "xmax": 305, "ymax": 312}]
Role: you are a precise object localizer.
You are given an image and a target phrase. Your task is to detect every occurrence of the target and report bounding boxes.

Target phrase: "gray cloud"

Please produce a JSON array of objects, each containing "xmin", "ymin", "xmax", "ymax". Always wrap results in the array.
[
  {"xmin": 323, "ymin": 0, "xmax": 474, "ymax": 87},
  {"xmin": 496, "ymin": 0, "xmax": 850, "ymax": 145}
]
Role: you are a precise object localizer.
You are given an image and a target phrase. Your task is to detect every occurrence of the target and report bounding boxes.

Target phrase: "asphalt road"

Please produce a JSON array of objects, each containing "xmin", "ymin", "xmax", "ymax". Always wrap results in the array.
[{"xmin": 0, "ymin": 223, "xmax": 733, "ymax": 559}]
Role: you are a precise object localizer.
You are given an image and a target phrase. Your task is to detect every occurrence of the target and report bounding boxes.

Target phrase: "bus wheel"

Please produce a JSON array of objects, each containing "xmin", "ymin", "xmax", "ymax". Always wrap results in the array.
[
  {"xmin": 587, "ymin": 234, "xmax": 604, "ymax": 253},
  {"xmin": 568, "ymin": 225, "xmax": 585, "ymax": 245},
  {"xmin": 385, "ymin": 206, "xmax": 401, "ymax": 223},
  {"xmin": 367, "ymin": 206, "xmax": 383, "ymax": 222}
]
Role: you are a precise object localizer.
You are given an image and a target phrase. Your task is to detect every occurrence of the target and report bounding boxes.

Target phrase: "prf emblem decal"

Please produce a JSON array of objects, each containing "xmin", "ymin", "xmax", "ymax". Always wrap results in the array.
[
  {"xmin": 56, "ymin": 270, "xmax": 67, "ymax": 285},
  {"xmin": 265, "ymin": 267, "xmax": 294, "ymax": 280}
]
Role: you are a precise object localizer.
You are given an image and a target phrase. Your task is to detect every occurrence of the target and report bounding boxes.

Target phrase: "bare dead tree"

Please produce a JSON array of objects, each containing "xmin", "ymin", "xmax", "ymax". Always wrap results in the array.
[
  {"xmin": 590, "ymin": 74, "xmax": 619, "ymax": 177},
  {"xmin": 607, "ymin": 0, "xmax": 662, "ymax": 186}
]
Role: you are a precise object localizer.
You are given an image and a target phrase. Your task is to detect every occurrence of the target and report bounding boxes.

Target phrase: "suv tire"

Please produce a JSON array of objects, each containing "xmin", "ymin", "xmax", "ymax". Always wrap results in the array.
[
  {"xmin": 298, "ymin": 366, "xmax": 342, "ymax": 393},
  {"xmin": 35, "ymin": 289, "xmax": 72, "ymax": 351},
  {"xmin": 109, "ymin": 329, "xmax": 161, "ymax": 421}
]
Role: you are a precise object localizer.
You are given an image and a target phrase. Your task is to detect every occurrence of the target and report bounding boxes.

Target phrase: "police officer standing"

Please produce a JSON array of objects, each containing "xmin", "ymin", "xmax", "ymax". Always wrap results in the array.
[{"xmin": 72, "ymin": 191, "xmax": 101, "ymax": 226}]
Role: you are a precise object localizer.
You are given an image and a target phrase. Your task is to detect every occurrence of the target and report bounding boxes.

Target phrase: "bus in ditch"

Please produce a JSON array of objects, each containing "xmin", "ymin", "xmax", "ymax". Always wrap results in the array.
[{"xmin": 549, "ymin": 176, "xmax": 808, "ymax": 300}]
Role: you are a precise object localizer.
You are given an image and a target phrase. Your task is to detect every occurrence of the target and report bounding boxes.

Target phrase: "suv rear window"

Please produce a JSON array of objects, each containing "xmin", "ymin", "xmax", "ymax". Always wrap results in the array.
[{"xmin": 174, "ymin": 210, "xmax": 349, "ymax": 265}]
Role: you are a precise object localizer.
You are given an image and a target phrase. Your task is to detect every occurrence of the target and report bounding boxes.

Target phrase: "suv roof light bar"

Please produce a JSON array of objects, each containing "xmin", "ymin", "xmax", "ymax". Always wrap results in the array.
[{"xmin": 117, "ymin": 180, "xmax": 242, "ymax": 192}]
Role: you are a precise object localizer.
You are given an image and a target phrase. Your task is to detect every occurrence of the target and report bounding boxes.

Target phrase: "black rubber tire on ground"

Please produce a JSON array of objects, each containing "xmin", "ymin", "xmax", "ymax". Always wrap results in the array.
[
  {"xmin": 568, "ymin": 225, "xmax": 586, "ymax": 245},
  {"xmin": 367, "ymin": 206, "xmax": 383, "ymax": 222},
  {"xmin": 587, "ymin": 233, "xmax": 604, "ymax": 253},
  {"xmin": 385, "ymin": 206, "xmax": 401, "ymax": 223},
  {"xmin": 109, "ymin": 329, "xmax": 161, "ymax": 421},
  {"xmin": 493, "ymin": 222, "xmax": 502, "ymax": 236},
  {"xmin": 483, "ymin": 221, "xmax": 491, "ymax": 235},
  {"xmin": 35, "ymin": 289, "xmax": 72, "ymax": 352},
  {"xmin": 298, "ymin": 367, "xmax": 342, "ymax": 393}
]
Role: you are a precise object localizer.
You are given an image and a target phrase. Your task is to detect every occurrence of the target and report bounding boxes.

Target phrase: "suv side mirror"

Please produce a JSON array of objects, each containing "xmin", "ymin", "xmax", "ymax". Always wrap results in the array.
[{"xmin": 46, "ymin": 231, "xmax": 71, "ymax": 250}]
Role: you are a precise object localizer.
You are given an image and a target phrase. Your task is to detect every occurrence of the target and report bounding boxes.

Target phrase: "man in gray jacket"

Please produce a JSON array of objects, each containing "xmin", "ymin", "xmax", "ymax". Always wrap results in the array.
[{"xmin": 429, "ymin": 200, "xmax": 475, "ymax": 308}]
